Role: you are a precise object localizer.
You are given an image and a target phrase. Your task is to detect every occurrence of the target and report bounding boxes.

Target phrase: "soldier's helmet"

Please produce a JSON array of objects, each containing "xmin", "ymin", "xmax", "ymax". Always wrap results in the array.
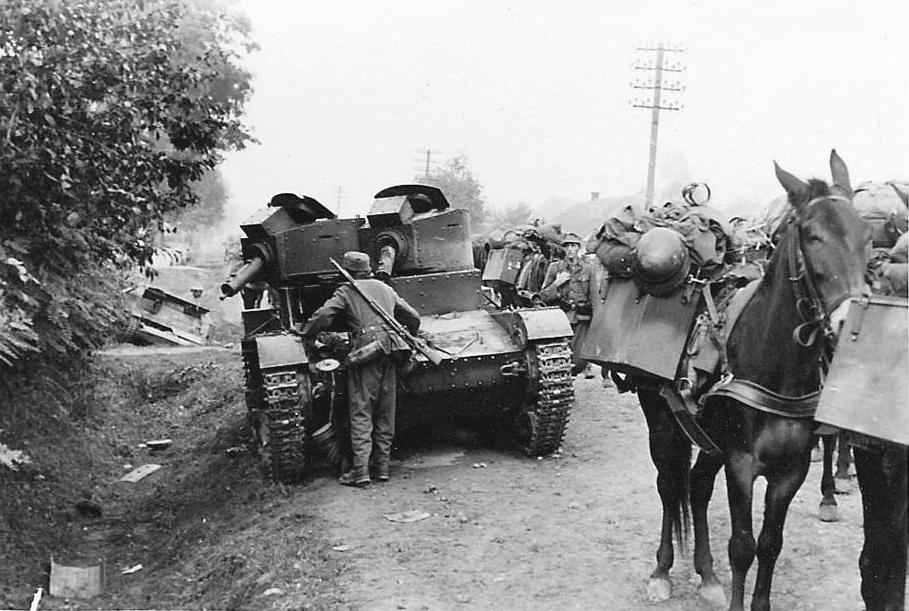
[
  {"xmin": 342, "ymin": 251, "xmax": 371, "ymax": 273},
  {"xmin": 632, "ymin": 227, "xmax": 690, "ymax": 296},
  {"xmin": 561, "ymin": 233, "xmax": 582, "ymax": 247}
]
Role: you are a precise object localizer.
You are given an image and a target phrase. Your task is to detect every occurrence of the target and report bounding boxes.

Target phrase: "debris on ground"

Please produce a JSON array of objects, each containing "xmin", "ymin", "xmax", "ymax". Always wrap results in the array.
[
  {"xmin": 73, "ymin": 499, "xmax": 103, "ymax": 518},
  {"xmin": 0, "ymin": 443, "xmax": 31, "ymax": 471},
  {"xmin": 383, "ymin": 510, "xmax": 431, "ymax": 524},
  {"xmin": 120, "ymin": 564, "xmax": 143, "ymax": 575},
  {"xmin": 263, "ymin": 587, "xmax": 285, "ymax": 597},
  {"xmin": 28, "ymin": 587, "xmax": 42, "ymax": 611},
  {"xmin": 145, "ymin": 439, "xmax": 173, "ymax": 451},
  {"xmin": 49, "ymin": 558, "xmax": 103, "ymax": 599},
  {"xmin": 118, "ymin": 463, "xmax": 161, "ymax": 482},
  {"xmin": 331, "ymin": 544, "xmax": 360, "ymax": 552}
]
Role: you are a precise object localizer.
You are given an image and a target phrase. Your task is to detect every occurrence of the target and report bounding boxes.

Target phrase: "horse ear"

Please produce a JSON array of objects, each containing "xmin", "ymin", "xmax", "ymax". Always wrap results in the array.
[
  {"xmin": 774, "ymin": 161, "xmax": 809, "ymax": 206},
  {"xmin": 829, "ymin": 149, "xmax": 852, "ymax": 193}
]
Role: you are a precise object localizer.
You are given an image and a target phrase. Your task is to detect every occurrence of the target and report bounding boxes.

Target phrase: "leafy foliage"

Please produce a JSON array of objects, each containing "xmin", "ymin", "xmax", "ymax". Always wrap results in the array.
[
  {"xmin": 487, "ymin": 201, "xmax": 534, "ymax": 232},
  {"xmin": 423, "ymin": 156, "xmax": 487, "ymax": 227},
  {"xmin": 168, "ymin": 170, "xmax": 229, "ymax": 232},
  {"xmin": 0, "ymin": 0, "xmax": 253, "ymax": 369}
]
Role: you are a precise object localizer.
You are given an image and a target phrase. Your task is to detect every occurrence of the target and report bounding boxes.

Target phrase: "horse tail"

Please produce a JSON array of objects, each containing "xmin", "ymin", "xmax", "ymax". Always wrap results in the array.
[
  {"xmin": 639, "ymin": 385, "xmax": 692, "ymax": 547},
  {"xmin": 674, "ymin": 444, "xmax": 692, "ymax": 547}
]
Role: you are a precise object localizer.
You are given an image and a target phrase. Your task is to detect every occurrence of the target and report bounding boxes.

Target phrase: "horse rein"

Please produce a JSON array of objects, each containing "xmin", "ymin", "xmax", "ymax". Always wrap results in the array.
[{"xmin": 786, "ymin": 195, "xmax": 852, "ymax": 348}]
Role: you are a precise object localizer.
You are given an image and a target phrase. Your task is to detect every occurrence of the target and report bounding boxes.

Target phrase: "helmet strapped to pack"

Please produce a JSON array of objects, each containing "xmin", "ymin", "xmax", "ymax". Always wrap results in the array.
[{"xmin": 632, "ymin": 227, "xmax": 691, "ymax": 296}]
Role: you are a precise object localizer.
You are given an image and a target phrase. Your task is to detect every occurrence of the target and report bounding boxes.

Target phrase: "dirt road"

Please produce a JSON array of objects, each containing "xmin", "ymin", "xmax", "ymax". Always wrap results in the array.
[
  {"xmin": 305, "ymin": 376, "xmax": 867, "ymax": 611},
  {"xmin": 5, "ymin": 349, "xmax": 872, "ymax": 610}
]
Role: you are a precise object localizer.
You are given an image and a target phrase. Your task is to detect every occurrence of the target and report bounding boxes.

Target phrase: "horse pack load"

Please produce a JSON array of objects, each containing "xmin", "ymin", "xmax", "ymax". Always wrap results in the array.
[
  {"xmin": 480, "ymin": 222, "xmax": 565, "ymax": 308},
  {"xmin": 581, "ymin": 198, "xmax": 751, "ymax": 385},
  {"xmin": 814, "ymin": 294, "xmax": 909, "ymax": 446}
]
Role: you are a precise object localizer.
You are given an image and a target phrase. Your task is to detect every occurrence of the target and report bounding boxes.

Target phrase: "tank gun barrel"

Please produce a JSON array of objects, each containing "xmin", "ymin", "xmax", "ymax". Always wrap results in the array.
[{"xmin": 220, "ymin": 256, "xmax": 266, "ymax": 299}]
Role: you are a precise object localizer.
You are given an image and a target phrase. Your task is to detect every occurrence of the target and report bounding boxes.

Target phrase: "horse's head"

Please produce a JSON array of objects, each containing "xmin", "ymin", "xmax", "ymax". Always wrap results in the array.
[{"xmin": 773, "ymin": 151, "xmax": 871, "ymax": 322}]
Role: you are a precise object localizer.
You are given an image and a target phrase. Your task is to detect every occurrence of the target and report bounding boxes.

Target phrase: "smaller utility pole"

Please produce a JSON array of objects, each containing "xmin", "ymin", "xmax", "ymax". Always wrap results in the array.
[
  {"xmin": 414, "ymin": 148, "xmax": 442, "ymax": 181},
  {"xmin": 631, "ymin": 42, "xmax": 685, "ymax": 208},
  {"xmin": 335, "ymin": 186, "xmax": 342, "ymax": 216}
]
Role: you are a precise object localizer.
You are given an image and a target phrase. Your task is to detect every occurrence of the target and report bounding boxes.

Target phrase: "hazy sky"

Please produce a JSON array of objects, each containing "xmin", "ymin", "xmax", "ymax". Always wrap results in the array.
[{"xmin": 219, "ymin": 0, "xmax": 908, "ymax": 224}]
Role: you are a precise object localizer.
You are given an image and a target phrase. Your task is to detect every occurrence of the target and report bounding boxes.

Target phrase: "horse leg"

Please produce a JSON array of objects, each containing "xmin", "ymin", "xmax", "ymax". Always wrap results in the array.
[
  {"xmin": 690, "ymin": 450, "xmax": 726, "ymax": 608},
  {"xmin": 810, "ymin": 435, "xmax": 822, "ymax": 462},
  {"xmin": 638, "ymin": 387, "xmax": 690, "ymax": 602},
  {"xmin": 725, "ymin": 453, "xmax": 756, "ymax": 611},
  {"xmin": 819, "ymin": 434, "xmax": 839, "ymax": 522},
  {"xmin": 854, "ymin": 445, "xmax": 908, "ymax": 611},
  {"xmin": 834, "ymin": 431, "xmax": 854, "ymax": 493},
  {"xmin": 751, "ymin": 458, "xmax": 811, "ymax": 611},
  {"xmin": 835, "ymin": 430, "xmax": 852, "ymax": 478}
]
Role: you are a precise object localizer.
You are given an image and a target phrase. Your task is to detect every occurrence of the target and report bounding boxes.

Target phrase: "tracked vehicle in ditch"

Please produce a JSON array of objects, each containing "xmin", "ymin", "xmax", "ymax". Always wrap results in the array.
[{"xmin": 221, "ymin": 185, "xmax": 576, "ymax": 482}]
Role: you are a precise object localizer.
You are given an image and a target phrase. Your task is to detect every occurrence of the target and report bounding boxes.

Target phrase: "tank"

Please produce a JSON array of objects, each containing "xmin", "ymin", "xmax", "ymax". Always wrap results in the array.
[{"xmin": 221, "ymin": 185, "xmax": 576, "ymax": 482}]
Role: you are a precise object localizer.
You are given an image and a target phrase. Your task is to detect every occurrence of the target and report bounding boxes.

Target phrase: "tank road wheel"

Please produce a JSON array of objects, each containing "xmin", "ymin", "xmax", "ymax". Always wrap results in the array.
[
  {"xmin": 259, "ymin": 367, "xmax": 311, "ymax": 483},
  {"xmin": 517, "ymin": 339, "xmax": 575, "ymax": 456}
]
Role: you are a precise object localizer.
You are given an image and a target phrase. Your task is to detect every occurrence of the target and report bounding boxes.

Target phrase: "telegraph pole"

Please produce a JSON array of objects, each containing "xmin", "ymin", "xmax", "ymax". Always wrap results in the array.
[
  {"xmin": 631, "ymin": 42, "xmax": 685, "ymax": 208},
  {"xmin": 414, "ymin": 148, "xmax": 441, "ymax": 181},
  {"xmin": 336, "ymin": 186, "xmax": 342, "ymax": 216}
]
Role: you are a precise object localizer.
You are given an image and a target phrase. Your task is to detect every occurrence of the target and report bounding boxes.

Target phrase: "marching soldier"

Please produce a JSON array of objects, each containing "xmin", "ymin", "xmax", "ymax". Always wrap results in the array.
[
  {"xmin": 301, "ymin": 251, "xmax": 421, "ymax": 487},
  {"xmin": 540, "ymin": 233, "xmax": 598, "ymax": 377}
]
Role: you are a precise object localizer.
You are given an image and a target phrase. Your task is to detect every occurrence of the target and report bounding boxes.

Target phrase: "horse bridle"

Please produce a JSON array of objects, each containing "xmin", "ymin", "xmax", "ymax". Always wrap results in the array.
[{"xmin": 786, "ymin": 195, "xmax": 853, "ymax": 348}]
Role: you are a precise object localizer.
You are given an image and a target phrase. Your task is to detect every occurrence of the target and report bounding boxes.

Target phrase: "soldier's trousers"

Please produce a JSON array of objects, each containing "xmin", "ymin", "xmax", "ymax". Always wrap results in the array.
[
  {"xmin": 570, "ymin": 320, "xmax": 590, "ymax": 372},
  {"xmin": 346, "ymin": 357, "xmax": 397, "ymax": 471}
]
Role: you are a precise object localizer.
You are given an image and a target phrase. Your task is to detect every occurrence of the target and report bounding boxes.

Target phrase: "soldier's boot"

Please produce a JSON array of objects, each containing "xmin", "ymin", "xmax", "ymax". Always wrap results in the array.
[
  {"xmin": 339, "ymin": 466, "xmax": 370, "ymax": 487},
  {"xmin": 370, "ymin": 459, "xmax": 390, "ymax": 483}
]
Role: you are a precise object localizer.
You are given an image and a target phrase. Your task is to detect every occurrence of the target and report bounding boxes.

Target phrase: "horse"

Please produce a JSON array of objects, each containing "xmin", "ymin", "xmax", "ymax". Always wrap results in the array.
[
  {"xmin": 628, "ymin": 150, "xmax": 870, "ymax": 611},
  {"xmin": 691, "ymin": 150, "xmax": 870, "ymax": 610}
]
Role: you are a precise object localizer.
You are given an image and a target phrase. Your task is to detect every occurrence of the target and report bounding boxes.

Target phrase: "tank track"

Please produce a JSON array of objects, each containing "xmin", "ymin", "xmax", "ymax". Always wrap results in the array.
[
  {"xmin": 260, "ymin": 367, "xmax": 308, "ymax": 483},
  {"xmin": 521, "ymin": 339, "xmax": 574, "ymax": 456},
  {"xmin": 241, "ymin": 339, "xmax": 264, "ymax": 412}
]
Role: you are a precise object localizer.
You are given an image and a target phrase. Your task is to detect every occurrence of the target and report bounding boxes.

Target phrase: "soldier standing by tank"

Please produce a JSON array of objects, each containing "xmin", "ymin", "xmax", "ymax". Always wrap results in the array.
[
  {"xmin": 301, "ymin": 251, "xmax": 421, "ymax": 487},
  {"xmin": 540, "ymin": 233, "xmax": 598, "ymax": 377}
]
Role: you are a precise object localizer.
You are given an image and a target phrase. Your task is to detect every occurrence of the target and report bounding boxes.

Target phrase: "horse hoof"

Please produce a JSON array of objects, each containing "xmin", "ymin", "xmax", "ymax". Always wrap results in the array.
[
  {"xmin": 819, "ymin": 502, "xmax": 839, "ymax": 522},
  {"xmin": 646, "ymin": 577, "xmax": 672, "ymax": 601},
  {"xmin": 698, "ymin": 582, "xmax": 727, "ymax": 609}
]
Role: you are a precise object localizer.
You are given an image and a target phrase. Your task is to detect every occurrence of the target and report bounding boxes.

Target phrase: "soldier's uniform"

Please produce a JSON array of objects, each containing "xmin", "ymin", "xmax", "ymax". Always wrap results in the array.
[
  {"xmin": 540, "ymin": 234, "xmax": 598, "ymax": 376},
  {"xmin": 301, "ymin": 251, "xmax": 421, "ymax": 487}
]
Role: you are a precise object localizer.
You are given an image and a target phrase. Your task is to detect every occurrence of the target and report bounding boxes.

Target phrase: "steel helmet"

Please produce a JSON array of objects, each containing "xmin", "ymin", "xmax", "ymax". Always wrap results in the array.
[{"xmin": 632, "ymin": 227, "xmax": 690, "ymax": 296}]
